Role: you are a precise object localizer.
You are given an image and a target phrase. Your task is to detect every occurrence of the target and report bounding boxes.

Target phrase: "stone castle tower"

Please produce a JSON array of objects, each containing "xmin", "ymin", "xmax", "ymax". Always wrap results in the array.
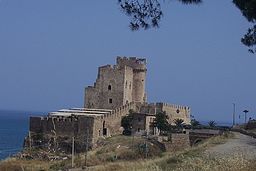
[
  {"xmin": 27, "ymin": 56, "xmax": 191, "ymax": 151},
  {"xmin": 84, "ymin": 57, "xmax": 147, "ymax": 109}
]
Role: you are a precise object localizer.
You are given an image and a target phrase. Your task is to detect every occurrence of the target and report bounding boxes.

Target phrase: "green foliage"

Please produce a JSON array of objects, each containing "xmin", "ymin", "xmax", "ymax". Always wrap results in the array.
[
  {"xmin": 154, "ymin": 111, "xmax": 169, "ymax": 132},
  {"xmin": 208, "ymin": 120, "xmax": 216, "ymax": 127},
  {"xmin": 191, "ymin": 119, "xmax": 200, "ymax": 127},
  {"xmin": 121, "ymin": 113, "xmax": 133, "ymax": 134},
  {"xmin": 118, "ymin": 0, "xmax": 202, "ymax": 31},
  {"xmin": 174, "ymin": 119, "xmax": 184, "ymax": 129},
  {"xmin": 233, "ymin": 0, "xmax": 256, "ymax": 53},
  {"xmin": 118, "ymin": 0, "xmax": 256, "ymax": 53},
  {"xmin": 233, "ymin": 0, "xmax": 256, "ymax": 22}
]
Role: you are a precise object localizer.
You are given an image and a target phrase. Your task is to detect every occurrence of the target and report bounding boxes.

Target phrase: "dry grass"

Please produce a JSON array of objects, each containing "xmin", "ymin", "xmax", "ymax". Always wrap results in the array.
[
  {"xmin": 0, "ymin": 158, "xmax": 51, "ymax": 171},
  {"xmin": 175, "ymin": 153, "xmax": 256, "ymax": 171},
  {"xmin": 85, "ymin": 135, "xmax": 164, "ymax": 166},
  {"xmin": 84, "ymin": 132, "xmax": 256, "ymax": 171},
  {"xmin": 0, "ymin": 135, "xmax": 164, "ymax": 171},
  {"xmin": 2, "ymin": 132, "xmax": 255, "ymax": 171}
]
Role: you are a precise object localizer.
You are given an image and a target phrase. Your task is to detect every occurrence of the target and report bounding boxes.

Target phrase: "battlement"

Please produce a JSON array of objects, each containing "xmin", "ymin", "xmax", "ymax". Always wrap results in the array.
[
  {"xmin": 98, "ymin": 64, "xmax": 133, "ymax": 73},
  {"xmin": 116, "ymin": 56, "xmax": 146, "ymax": 70},
  {"xmin": 140, "ymin": 102, "xmax": 191, "ymax": 124},
  {"xmin": 98, "ymin": 64, "xmax": 121, "ymax": 70},
  {"xmin": 156, "ymin": 102, "xmax": 190, "ymax": 111}
]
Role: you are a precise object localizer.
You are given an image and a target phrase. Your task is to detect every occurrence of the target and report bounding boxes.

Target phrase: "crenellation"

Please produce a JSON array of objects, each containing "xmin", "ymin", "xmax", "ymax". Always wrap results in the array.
[{"xmin": 27, "ymin": 57, "xmax": 191, "ymax": 152}]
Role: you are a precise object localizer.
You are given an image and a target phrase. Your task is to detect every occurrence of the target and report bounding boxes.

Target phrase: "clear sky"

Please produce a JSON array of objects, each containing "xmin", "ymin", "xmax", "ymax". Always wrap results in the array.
[{"xmin": 0, "ymin": 0, "xmax": 255, "ymax": 123}]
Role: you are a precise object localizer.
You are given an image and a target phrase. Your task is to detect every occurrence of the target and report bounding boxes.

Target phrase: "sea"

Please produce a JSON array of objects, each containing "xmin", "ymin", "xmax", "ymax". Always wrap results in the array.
[{"xmin": 0, "ymin": 110, "xmax": 45, "ymax": 161}]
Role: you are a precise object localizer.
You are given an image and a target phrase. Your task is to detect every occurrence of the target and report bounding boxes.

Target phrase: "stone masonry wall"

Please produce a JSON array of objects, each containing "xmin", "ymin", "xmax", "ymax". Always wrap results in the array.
[
  {"xmin": 85, "ymin": 57, "xmax": 147, "ymax": 110},
  {"xmin": 85, "ymin": 65, "xmax": 126, "ymax": 109},
  {"xmin": 160, "ymin": 133, "xmax": 190, "ymax": 152},
  {"xmin": 102, "ymin": 102, "xmax": 138, "ymax": 135},
  {"xmin": 29, "ymin": 116, "xmax": 96, "ymax": 149},
  {"xmin": 157, "ymin": 103, "xmax": 191, "ymax": 125},
  {"xmin": 123, "ymin": 66, "xmax": 134, "ymax": 104},
  {"xmin": 139, "ymin": 103, "xmax": 191, "ymax": 125}
]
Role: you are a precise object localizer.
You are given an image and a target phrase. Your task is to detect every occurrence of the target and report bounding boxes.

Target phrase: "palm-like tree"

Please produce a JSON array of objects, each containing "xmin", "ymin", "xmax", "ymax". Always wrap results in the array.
[
  {"xmin": 208, "ymin": 120, "xmax": 216, "ymax": 128},
  {"xmin": 191, "ymin": 119, "xmax": 200, "ymax": 127},
  {"xmin": 174, "ymin": 118, "xmax": 184, "ymax": 129}
]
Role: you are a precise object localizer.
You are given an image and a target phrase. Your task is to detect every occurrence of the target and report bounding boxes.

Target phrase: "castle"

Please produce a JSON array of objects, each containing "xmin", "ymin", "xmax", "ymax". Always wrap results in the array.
[{"xmin": 28, "ymin": 57, "xmax": 191, "ymax": 151}]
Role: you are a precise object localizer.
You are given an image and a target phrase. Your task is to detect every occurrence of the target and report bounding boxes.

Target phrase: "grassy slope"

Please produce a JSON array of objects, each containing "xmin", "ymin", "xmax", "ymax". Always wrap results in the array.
[{"xmin": 1, "ymin": 132, "xmax": 256, "ymax": 171}]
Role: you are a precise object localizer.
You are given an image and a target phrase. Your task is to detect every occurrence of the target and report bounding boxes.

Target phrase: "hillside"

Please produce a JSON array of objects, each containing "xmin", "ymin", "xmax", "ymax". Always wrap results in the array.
[{"xmin": 1, "ymin": 132, "xmax": 256, "ymax": 171}]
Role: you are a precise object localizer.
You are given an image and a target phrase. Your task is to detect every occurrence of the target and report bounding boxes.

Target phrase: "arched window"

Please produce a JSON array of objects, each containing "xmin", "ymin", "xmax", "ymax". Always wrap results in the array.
[{"xmin": 108, "ymin": 85, "xmax": 111, "ymax": 90}]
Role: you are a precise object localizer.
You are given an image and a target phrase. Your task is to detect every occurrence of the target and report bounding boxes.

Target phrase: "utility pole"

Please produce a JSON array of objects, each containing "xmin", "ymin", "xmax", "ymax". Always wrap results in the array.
[
  {"xmin": 72, "ymin": 137, "xmax": 75, "ymax": 168},
  {"xmin": 84, "ymin": 129, "xmax": 89, "ymax": 168},
  {"xmin": 144, "ymin": 135, "xmax": 148, "ymax": 159},
  {"xmin": 232, "ymin": 103, "xmax": 236, "ymax": 126},
  {"xmin": 29, "ymin": 131, "xmax": 32, "ymax": 151}
]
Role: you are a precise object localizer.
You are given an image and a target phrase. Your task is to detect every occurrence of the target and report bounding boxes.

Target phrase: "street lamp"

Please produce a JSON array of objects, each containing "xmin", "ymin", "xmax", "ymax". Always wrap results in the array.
[
  {"xmin": 243, "ymin": 110, "xmax": 249, "ymax": 124},
  {"xmin": 232, "ymin": 103, "xmax": 236, "ymax": 126}
]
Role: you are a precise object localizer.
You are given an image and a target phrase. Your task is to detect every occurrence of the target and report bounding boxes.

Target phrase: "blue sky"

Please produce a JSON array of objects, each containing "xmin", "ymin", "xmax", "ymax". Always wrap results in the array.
[{"xmin": 0, "ymin": 0, "xmax": 255, "ymax": 123}]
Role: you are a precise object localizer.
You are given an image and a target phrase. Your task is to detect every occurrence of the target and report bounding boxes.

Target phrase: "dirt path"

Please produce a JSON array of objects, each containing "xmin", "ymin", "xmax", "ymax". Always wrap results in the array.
[{"xmin": 204, "ymin": 132, "xmax": 256, "ymax": 159}]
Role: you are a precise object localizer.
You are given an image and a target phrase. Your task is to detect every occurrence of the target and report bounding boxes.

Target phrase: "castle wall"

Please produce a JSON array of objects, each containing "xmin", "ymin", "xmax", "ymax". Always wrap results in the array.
[
  {"xmin": 30, "ymin": 116, "xmax": 96, "ymax": 142},
  {"xmin": 159, "ymin": 133, "xmax": 190, "ymax": 152},
  {"xmin": 102, "ymin": 102, "xmax": 138, "ymax": 135},
  {"xmin": 28, "ymin": 116, "xmax": 101, "ymax": 152},
  {"xmin": 123, "ymin": 66, "xmax": 133, "ymax": 104},
  {"xmin": 158, "ymin": 103, "xmax": 191, "ymax": 125},
  {"xmin": 139, "ymin": 103, "xmax": 191, "ymax": 125},
  {"xmin": 140, "ymin": 103, "xmax": 159, "ymax": 114},
  {"xmin": 29, "ymin": 102, "xmax": 139, "ymax": 151},
  {"xmin": 84, "ymin": 87, "xmax": 99, "ymax": 108},
  {"xmin": 116, "ymin": 56, "xmax": 147, "ymax": 104},
  {"xmin": 85, "ymin": 65, "xmax": 126, "ymax": 109}
]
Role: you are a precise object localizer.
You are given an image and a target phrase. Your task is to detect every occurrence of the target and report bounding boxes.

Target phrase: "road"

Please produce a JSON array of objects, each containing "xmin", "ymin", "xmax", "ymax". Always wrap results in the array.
[{"xmin": 204, "ymin": 132, "xmax": 256, "ymax": 159}]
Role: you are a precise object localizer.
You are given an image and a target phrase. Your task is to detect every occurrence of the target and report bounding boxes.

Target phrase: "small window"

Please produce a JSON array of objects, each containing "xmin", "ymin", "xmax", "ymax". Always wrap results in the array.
[
  {"xmin": 109, "ymin": 98, "xmax": 112, "ymax": 104},
  {"xmin": 138, "ymin": 128, "xmax": 141, "ymax": 132},
  {"xmin": 129, "ymin": 82, "xmax": 132, "ymax": 89},
  {"xmin": 125, "ymin": 81, "xmax": 127, "ymax": 88},
  {"xmin": 108, "ymin": 85, "xmax": 111, "ymax": 90},
  {"xmin": 138, "ymin": 117, "xmax": 141, "ymax": 122}
]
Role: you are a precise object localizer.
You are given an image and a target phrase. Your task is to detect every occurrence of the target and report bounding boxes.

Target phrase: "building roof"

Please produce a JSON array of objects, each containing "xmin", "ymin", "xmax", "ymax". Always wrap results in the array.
[{"xmin": 48, "ymin": 108, "xmax": 113, "ymax": 117}]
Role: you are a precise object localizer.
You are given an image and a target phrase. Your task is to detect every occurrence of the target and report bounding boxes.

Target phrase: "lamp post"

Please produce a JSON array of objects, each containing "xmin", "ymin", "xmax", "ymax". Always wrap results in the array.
[
  {"xmin": 232, "ymin": 103, "xmax": 236, "ymax": 126},
  {"xmin": 243, "ymin": 110, "xmax": 249, "ymax": 124}
]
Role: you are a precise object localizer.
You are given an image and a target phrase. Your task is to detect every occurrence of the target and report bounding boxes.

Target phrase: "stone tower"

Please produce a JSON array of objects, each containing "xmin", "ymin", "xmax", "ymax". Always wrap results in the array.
[{"xmin": 84, "ymin": 56, "xmax": 147, "ymax": 109}]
